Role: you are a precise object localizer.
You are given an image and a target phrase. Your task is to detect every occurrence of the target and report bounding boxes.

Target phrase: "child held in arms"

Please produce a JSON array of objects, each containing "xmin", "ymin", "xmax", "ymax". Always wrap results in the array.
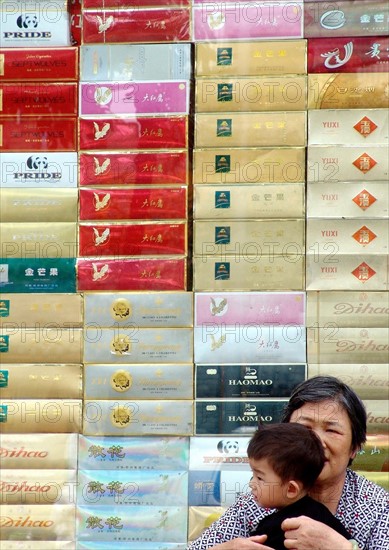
[{"xmin": 247, "ymin": 423, "xmax": 352, "ymax": 549}]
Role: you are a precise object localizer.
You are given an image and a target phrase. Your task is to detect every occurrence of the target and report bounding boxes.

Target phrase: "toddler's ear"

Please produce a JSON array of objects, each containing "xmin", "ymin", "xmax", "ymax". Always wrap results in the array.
[{"xmin": 286, "ymin": 480, "xmax": 303, "ymax": 500}]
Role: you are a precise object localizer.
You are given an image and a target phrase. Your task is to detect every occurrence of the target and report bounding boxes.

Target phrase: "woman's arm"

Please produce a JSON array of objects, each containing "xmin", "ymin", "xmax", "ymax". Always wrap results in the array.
[{"xmin": 282, "ymin": 517, "xmax": 357, "ymax": 550}]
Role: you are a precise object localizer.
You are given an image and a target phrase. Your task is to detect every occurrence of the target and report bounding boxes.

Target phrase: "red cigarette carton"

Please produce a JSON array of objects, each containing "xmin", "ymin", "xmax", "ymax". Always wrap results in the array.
[
  {"xmin": 308, "ymin": 36, "xmax": 389, "ymax": 73},
  {"xmin": 78, "ymin": 221, "xmax": 187, "ymax": 256},
  {"xmin": 0, "ymin": 117, "xmax": 77, "ymax": 151},
  {"xmin": 79, "ymin": 116, "xmax": 188, "ymax": 150},
  {"xmin": 0, "ymin": 83, "xmax": 78, "ymax": 116},
  {"xmin": 79, "ymin": 186, "xmax": 187, "ymax": 220},
  {"xmin": 0, "ymin": 47, "xmax": 78, "ymax": 81},
  {"xmin": 79, "ymin": 151, "xmax": 188, "ymax": 186},
  {"xmin": 77, "ymin": 257, "xmax": 187, "ymax": 290},
  {"xmin": 82, "ymin": 8, "xmax": 191, "ymax": 43}
]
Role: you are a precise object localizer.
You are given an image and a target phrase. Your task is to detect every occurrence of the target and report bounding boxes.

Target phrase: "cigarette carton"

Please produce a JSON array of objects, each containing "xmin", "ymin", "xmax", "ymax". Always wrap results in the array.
[
  {"xmin": 0, "ymin": 0, "xmax": 71, "ymax": 48},
  {"xmin": 304, "ymin": 1, "xmax": 389, "ymax": 38},
  {"xmin": 82, "ymin": 8, "xmax": 191, "ymax": 44},
  {"xmin": 308, "ymin": 364, "xmax": 389, "ymax": 400},
  {"xmin": 78, "ymin": 435, "xmax": 189, "ymax": 470},
  {"xmin": 0, "ymin": 258, "xmax": 76, "ymax": 293},
  {"xmin": 308, "ymin": 109, "xmax": 389, "ymax": 146},
  {"xmin": 0, "ymin": 504, "xmax": 75, "ymax": 540},
  {"xmin": 0, "ymin": 400, "xmax": 82, "ymax": 433},
  {"xmin": 195, "ymin": 364, "xmax": 306, "ymax": 398},
  {"xmin": 79, "ymin": 186, "xmax": 187, "ymax": 221},
  {"xmin": 0, "ymin": 469, "xmax": 77, "ymax": 504},
  {"xmin": 83, "ymin": 327, "xmax": 193, "ymax": 364},
  {"xmin": 193, "ymin": 1, "xmax": 303, "ymax": 41},
  {"xmin": 308, "ymin": 36, "xmax": 389, "ymax": 73},
  {"xmin": 193, "ymin": 254, "xmax": 305, "ymax": 291},
  {"xmin": 0, "ymin": 47, "xmax": 78, "ymax": 81},
  {"xmin": 194, "ymin": 183, "xmax": 305, "ymax": 220},
  {"xmin": 308, "ymin": 73, "xmax": 389, "ymax": 109},
  {"xmin": 195, "ymin": 399, "xmax": 288, "ymax": 435},
  {"xmin": 80, "ymin": 44, "xmax": 191, "ymax": 81},
  {"xmin": 79, "ymin": 151, "xmax": 188, "ymax": 186},
  {"xmin": 195, "ymin": 112, "xmax": 306, "ymax": 148},
  {"xmin": 79, "ymin": 116, "xmax": 188, "ymax": 150},
  {"xmin": 84, "ymin": 291, "xmax": 193, "ymax": 328},
  {"xmin": 83, "ymin": 363, "xmax": 193, "ymax": 400},
  {"xmin": 193, "ymin": 147, "xmax": 305, "ymax": 184},
  {"xmin": 77, "ymin": 257, "xmax": 186, "ymax": 292},
  {"xmin": 195, "ymin": 76, "xmax": 306, "ymax": 112},
  {"xmin": 0, "ymin": 117, "xmax": 77, "ymax": 151},
  {"xmin": 307, "ymin": 327, "xmax": 389, "ymax": 364},
  {"xmin": 307, "ymin": 291, "xmax": 389, "ymax": 328},
  {"xmin": 0, "ymin": 433, "xmax": 78, "ymax": 469},
  {"xmin": 82, "ymin": 400, "xmax": 193, "ymax": 436},
  {"xmin": 0, "ymin": 83, "xmax": 78, "ymax": 117},
  {"xmin": 306, "ymin": 254, "xmax": 389, "ymax": 291},
  {"xmin": 80, "ymin": 80, "xmax": 189, "ymax": 116},
  {"xmin": 306, "ymin": 182, "xmax": 389, "ymax": 219}
]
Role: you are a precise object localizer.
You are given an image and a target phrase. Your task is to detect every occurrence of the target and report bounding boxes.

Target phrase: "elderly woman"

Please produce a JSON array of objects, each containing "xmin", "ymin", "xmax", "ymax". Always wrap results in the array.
[{"xmin": 187, "ymin": 376, "xmax": 389, "ymax": 550}]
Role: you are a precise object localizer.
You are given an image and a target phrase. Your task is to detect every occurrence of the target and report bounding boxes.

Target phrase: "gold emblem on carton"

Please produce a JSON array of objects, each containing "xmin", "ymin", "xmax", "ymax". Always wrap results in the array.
[
  {"xmin": 92, "ymin": 263, "xmax": 109, "ymax": 281},
  {"xmin": 111, "ymin": 405, "xmax": 131, "ymax": 428},
  {"xmin": 93, "ymin": 157, "xmax": 110, "ymax": 176},
  {"xmin": 93, "ymin": 121, "xmax": 110, "ymax": 140},
  {"xmin": 111, "ymin": 298, "xmax": 132, "ymax": 320},
  {"xmin": 94, "ymin": 87, "xmax": 112, "ymax": 106},
  {"xmin": 93, "ymin": 227, "xmax": 110, "ymax": 246},
  {"xmin": 111, "ymin": 335, "xmax": 131, "ymax": 355},
  {"xmin": 210, "ymin": 297, "xmax": 228, "ymax": 316},
  {"xmin": 96, "ymin": 15, "xmax": 114, "ymax": 33},
  {"xmin": 111, "ymin": 370, "xmax": 132, "ymax": 392}
]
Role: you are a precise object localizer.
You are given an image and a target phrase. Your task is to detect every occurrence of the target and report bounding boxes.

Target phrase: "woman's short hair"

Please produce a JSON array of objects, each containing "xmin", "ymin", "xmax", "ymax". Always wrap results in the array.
[
  {"xmin": 281, "ymin": 375, "xmax": 367, "ymax": 453},
  {"xmin": 247, "ymin": 423, "xmax": 325, "ymax": 490}
]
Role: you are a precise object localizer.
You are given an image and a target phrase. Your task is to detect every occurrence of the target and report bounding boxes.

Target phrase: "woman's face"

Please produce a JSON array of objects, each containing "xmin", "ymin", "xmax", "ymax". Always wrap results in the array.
[{"xmin": 289, "ymin": 399, "xmax": 356, "ymax": 487}]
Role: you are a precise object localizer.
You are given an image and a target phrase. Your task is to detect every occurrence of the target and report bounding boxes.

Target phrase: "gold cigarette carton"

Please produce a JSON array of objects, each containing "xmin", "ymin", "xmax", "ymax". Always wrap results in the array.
[
  {"xmin": 195, "ymin": 40, "xmax": 307, "ymax": 77},
  {"xmin": 0, "ymin": 188, "xmax": 78, "ymax": 222},
  {"xmin": 306, "ymin": 182, "xmax": 389, "ymax": 219},
  {"xmin": 307, "ymin": 327, "xmax": 389, "ymax": 364},
  {"xmin": 188, "ymin": 506, "xmax": 226, "ymax": 542},
  {"xmin": 307, "ymin": 146, "xmax": 388, "ymax": 183},
  {"xmin": 195, "ymin": 112, "xmax": 307, "ymax": 147},
  {"xmin": 306, "ymin": 255, "xmax": 389, "ymax": 291},
  {"xmin": 0, "ymin": 223, "xmax": 77, "ymax": 259},
  {"xmin": 0, "ymin": 504, "xmax": 76, "ymax": 541},
  {"xmin": 1, "ymin": 543, "xmax": 75, "ymax": 549},
  {"xmin": 193, "ymin": 219, "xmax": 305, "ymax": 256},
  {"xmin": 0, "ymin": 293, "xmax": 83, "ymax": 328},
  {"xmin": 0, "ymin": 328, "xmax": 83, "ymax": 363},
  {"xmin": 0, "ymin": 433, "xmax": 78, "ymax": 469},
  {"xmin": 193, "ymin": 254, "xmax": 305, "ymax": 291},
  {"xmin": 308, "ymin": 364, "xmax": 389, "ymax": 400},
  {"xmin": 364, "ymin": 400, "xmax": 389, "ymax": 435},
  {"xmin": 306, "ymin": 219, "xmax": 389, "ymax": 255},
  {"xmin": 307, "ymin": 291, "xmax": 389, "ymax": 328},
  {"xmin": 83, "ymin": 399, "xmax": 193, "ymax": 436},
  {"xmin": 0, "ymin": 400, "xmax": 82, "ymax": 434},
  {"xmin": 308, "ymin": 74, "xmax": 389, "ymax": 109},
  {"xmin": 196, "ymin": 76, "xmax": 307, "ymax": 112},
  {"xmin": 194, "ymin": 183, "xmax": 305, "ymax": 220},
  {"xmin": 308, "ymin": 109, "xmax": 389, "ymax": 146},
  {"xmin": 0, "ymin": 364, "xmax": 82, "ymax": 399},
  {"xmin": 193, "ymin": 147, "xmax": 305, "ymax": 184},
  {"xmin": 0, "ymin": 469, "xmax": 77, "ymax": 504}
]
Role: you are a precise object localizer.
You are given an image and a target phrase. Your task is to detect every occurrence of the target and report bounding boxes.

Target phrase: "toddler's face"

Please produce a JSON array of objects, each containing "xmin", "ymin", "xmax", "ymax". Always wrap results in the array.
[{"xmin": 248, "ymin": 457, "xmax": 289, "ymax": 509}]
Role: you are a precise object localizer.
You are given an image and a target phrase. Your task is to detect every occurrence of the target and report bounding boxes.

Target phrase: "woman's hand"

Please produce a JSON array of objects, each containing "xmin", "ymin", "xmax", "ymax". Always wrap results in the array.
[
  {"xmin": 211, "ymin": 535, "xmax": 275, "ymax": 549},
  {"xmin": 282, "ymin": 516, "xmax": 353, "ymax": 550}
]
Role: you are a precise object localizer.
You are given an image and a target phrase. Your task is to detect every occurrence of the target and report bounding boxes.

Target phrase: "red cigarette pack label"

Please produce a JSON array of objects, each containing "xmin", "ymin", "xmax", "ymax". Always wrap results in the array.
[
  {"xmin": 0, "ymin": 117, "xmax": 77, "ymax": 151},
  {"xmin": 79, "ymin": 186, "xmax": 187, "ymax": 220},
  {"xmin": 0, "ymin": 48, "xmax": 78, "ymax": 81},
  {"xmin": 0, "ymin": 83, "xmax": 78, "ymax": 116},
  {"xmin": 82, "ymin": 8, "xmax": 190, "ymax": 43},
  {"xmin": 77, "ymin": 257, "xmax": 186, "ymax": 290},
  {"xmin": 79, "ymin": 151, "xmax": 188, "ymax": 186},
  {"xmin": 78, "ymin": 222, "xmax": 187, "ymax": 256},
  {"xmin": 69, "ymin": 0, "xmax": 82, "ymax": 46},
  {"xmin": 79, "ymin": 116, "xmax": 188, "ymax": 150},
  {"xmin": 308, "ymin": 36, "xmax": 389, "ymax": 73}
]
